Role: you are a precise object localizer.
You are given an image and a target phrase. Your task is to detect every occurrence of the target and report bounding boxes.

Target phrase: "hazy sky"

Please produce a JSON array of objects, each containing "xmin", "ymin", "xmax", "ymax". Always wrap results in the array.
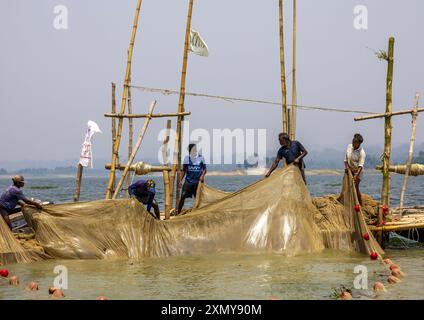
[{"xmin": 1, "ymin": 0, "xmax": 423, "ymax": 166}]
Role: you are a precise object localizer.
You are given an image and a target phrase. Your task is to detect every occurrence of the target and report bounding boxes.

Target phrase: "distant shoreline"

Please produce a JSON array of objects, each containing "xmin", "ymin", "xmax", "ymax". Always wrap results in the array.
[{"xmin": 0, "ymin": 168, "xmax": 383, "ymax": 179}]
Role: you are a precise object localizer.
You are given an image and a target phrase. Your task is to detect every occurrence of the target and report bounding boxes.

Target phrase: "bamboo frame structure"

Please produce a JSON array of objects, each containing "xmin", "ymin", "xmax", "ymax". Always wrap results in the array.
[
  {"xmin": 126, "ymin": 67, "xmax": 134, "ymax": 197},
  {"xmin": 162, "ymin": 120, "xmax": 172, "ymax": 219},
  {"xmin": 73, "ymin": 164, "xmax": 83, "ymax": 202},
  {"xmin": 279, "ymin": 0, "xmax": 288, "ymax": 133},
  {"xmin": 399, "ymin": 93, "xmax": 420, "ymax": 214},
  {"xmin": 354, "ymin": 108, "xmax": 424, "ymax": 121},
  {"xmin": 106, "ymin": 0, "xmax": 143, "ymax": 199},
  {"xmin": 104, "ymin": 163, "xmax": 170, "ymax": 172},
  {"xmin": 112, "ymin": 100, "xmax": 157, "ymax": 199},
  {"xmin": 381, "ymin": 37, "xmax": 395, "ymax": 209},
  {"xmin": 378, "ymin": 37, "xmax": 395, "ymax": 244},
  {"xmin": 290, "ymin": 0, "xmax": 297, "ymax": 140},
  {"xmin": 170, "ymin": 0, "xmax": 194, "ymax": 209},
  {"xmin": 104, "ymin": 112, "xmax": 191, "ymax": 119},
  {"xmin": 111, "ymin": 82, "xmax": 117, "ymax": 195}
]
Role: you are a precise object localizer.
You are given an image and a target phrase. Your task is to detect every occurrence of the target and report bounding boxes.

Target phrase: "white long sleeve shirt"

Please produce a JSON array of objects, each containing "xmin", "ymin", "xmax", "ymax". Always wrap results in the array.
[{"xmin": 344, "ymin": 144, "xmax": 366, "ymax": 172}]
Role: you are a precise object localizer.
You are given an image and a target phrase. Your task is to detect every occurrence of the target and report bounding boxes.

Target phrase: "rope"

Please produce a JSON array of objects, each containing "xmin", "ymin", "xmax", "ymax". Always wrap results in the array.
[{"xmin": 130, "ymin": 85, "xmax": 377, "ymax": 115}]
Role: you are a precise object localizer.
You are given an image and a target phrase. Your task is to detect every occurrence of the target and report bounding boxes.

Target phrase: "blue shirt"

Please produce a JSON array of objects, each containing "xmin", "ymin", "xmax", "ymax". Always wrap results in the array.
[
  {"xmin": 128, "ymin": 180, "xmax": 155, "ymax": 212},
  {"xmin": 277, "ymin": 140, "xmax": 306, "ymax": 166},
  {"xmin": 183, "ymin": 155, "xmax": 206, "ymax": 184},
  {"xmin": 0, "ymin": 185, "xmax": 28, "ymax": 212}
]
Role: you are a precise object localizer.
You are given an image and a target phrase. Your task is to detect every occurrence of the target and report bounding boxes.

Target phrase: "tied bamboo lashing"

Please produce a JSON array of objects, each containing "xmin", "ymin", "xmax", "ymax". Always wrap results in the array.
[{"xmin": 376, "ymin": 164, "xmax": 424, "ymax": 176}]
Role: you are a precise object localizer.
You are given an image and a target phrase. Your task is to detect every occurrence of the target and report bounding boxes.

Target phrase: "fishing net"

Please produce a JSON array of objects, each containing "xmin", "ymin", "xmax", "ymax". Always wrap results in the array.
[
  {"xmin": 21, "ymin": 165, "xmax": 325, "ymax": 260},
  {"xmin": 3, "ymin": 165, "xmax": 383, "ymax": 263},
  {"xmin": 0, "ymin": 214, "xmax": 47, "ymax": 265}
]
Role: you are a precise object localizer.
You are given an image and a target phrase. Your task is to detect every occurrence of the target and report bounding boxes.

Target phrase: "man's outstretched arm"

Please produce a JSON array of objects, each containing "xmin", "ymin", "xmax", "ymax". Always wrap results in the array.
[{"xmin": 265, "ymin": 158, "xmax": 280, "ymax": 178}]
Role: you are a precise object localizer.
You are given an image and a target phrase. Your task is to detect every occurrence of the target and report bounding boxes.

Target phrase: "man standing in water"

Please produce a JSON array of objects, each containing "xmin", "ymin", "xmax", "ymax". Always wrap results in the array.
[
  {"xmin": 344, "ymin": 133, "xmax": 366, "ymax": 205},
  {"xmin": 265, "ymin": 133, "xmax": 308, "ymax": 183},
  {"xmin": 0, "ymin": 175, "xmax": 42, "ymax": 229},
  {"xmin": 177, "ymin": 144, "xmax": 207, "ymax": 214},
  {"xmin": 128, "ymin": 179, "xmax": 161, "ymax": 219}
]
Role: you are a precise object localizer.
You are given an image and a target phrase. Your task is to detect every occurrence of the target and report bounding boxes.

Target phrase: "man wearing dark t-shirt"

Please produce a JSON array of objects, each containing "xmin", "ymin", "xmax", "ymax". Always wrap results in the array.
[
  {"xmin": 265, "ymin": 133, "xmax": 308, "ymax": 183},
  {"xmin": 0, "ymin": 175, "xmax": 42, "ymax": 229}
]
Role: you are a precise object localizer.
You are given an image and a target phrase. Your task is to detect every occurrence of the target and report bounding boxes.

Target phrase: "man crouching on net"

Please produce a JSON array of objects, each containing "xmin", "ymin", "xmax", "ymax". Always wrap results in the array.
[
  {"xmin": 128, "ymin": 179, "xmax": 160, "ymax": 219},
  {"xmin": 0, "ymin": 175, "xmax": 42, "ymax": 229},
  {"xmin": 265, "ymin": 133, "xmax": 308, "ymax": 183}
]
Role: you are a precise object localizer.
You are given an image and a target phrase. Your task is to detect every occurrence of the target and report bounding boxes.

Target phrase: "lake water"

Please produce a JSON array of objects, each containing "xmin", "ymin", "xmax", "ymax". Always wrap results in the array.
[{"xmin": 1, "ymin": 172, "xmax": 423, "ymax": 300}]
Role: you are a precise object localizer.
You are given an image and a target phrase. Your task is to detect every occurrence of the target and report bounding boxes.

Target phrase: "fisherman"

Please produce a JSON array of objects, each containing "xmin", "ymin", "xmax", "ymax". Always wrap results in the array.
[
  {"xmin": 0, "ymin": 175, "xmax": 42, "ymax": 230},
  {"xmin": 265, "ymin": 133, "xmax": 308, "ymax": 183},
  {"xmin": 128, "ymin": 179, "xmax": 160, "ymax": 219},
  {"xmin": 177, "ymin": 143, "xmax": 207, "ymax": 214},
  {"xmin": 344, "ymin": 133, "xmax": 366, "ymax": 205}
]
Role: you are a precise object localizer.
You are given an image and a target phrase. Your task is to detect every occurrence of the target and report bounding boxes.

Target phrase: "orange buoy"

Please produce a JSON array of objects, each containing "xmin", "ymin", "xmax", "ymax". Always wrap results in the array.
[
  {"xmin": 389, "ymin": 264, "xmax": 400, "ymax": 271},
  {"xmin": 9, "ymin": 275, "xmax": 19, "ymax": 286},
  {"xmin": 388, "ymin": 275, "xmax": 400, "ymax": 284},
  {"xmin": 383, "ymin": 258, "xmax": 392, "ymax": 265},
  {"xmin": 373, "ymin": 281, "xmax": 387, "ymax": 293},
  {"xmin": 96, "ymin": 296, "xmax": 107, "ymax": 300},
  {"xmin": 340, "ymin": 291, "xmax": 352, "ymax": 300},
  {"xmin": 27, "ymin": 281, "xmax": 39, "ymax": 291}
]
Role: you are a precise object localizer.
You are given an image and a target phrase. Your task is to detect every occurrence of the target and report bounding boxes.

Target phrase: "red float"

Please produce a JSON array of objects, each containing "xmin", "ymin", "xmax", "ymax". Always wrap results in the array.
[
  {"xmin": 354, "ymin": 204, "xmax": 361, "ymax": 213},
  {"xmin": 0, "ymin": 269, "xmax": 9, "ymax": 278},
  {"xmin": 370, "ymin": 252, "xmax": 378, "ymax": 260},
  {"xmin": 363, "ymin": 233, "xmax": 370, "ymax": 241}
]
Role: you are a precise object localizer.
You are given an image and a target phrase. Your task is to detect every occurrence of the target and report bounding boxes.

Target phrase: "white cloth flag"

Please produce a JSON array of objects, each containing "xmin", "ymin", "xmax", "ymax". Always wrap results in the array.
[
  {"xmin": 189, "ymin": 29, "xmax": 209, "ymax": 57},
  {"xmin": 79, "ymin": 120, "xmax": 102, "ymax": 168}
]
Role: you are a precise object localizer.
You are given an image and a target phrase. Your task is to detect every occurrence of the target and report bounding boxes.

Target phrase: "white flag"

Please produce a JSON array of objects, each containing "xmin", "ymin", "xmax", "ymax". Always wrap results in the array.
[
  {"xmin": 189, "ymin": 29, "xmax": 209, "ymax": 57},
  {"xmin": 79, "ymin": 120, "xmax": 102, "ymax": 168}
]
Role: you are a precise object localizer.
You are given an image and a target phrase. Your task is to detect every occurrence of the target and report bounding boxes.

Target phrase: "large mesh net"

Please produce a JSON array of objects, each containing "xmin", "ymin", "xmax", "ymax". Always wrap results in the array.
[{"xmin": 1, "ymin": 165, "xmax": 384, "ymax": 264}]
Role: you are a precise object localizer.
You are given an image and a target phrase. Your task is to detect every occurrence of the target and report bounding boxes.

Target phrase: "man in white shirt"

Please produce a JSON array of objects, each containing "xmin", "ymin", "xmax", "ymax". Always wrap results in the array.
[{"xmin": 344, "ymin": 133, "xmax": 366, "ymax": 205}]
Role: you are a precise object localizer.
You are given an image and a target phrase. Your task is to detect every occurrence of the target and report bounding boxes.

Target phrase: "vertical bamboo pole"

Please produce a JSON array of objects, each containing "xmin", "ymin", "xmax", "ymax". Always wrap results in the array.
[
  {"xmin": 106, "ymin": 0, "xmax": 143, "ymax": 199},
  {"xmin": 126, "ymin": 66, "xmax": 134, "ymax": 197},
  {"xmin": 170, "ymin": 0, "xmax": 194, "ymax": 208},
  {"xmin": 73, "ymin": 164, "xmax": 84, "ymax": 202},
  {"xmin": 111, "ymin": 82, "xmax": 117, "ymax": 195},
  {"xmin": 379, "ymin": 37, "xmax": 395, "ymax": 243},
  {"xmin": 279, "ymin": 0, "xmax": 288, "ymax": 133},
  {"xmin": 290, "ymin": 0, "xmax": 297, "ymax": 140},
  {"xmin": 399, "ymin": 93, "xmax": 420, "ymax": 214},
  {"xmin": 162, "ymin": 120, "xmax": 172, "ymax": 219},
  {"xmin": 112, "ymin": 101, "xmax": 157, "ymax": 199}
]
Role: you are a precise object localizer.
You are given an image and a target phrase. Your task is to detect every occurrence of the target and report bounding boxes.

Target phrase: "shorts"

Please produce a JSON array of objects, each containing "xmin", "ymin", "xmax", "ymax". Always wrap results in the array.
[
  {"xmin": 135, "ymin": 195, "xmax": 157, "ymax": 206},
  {"xmin": 0, "ymin": 204, "xmax": 12, "ymax": 217},
  {"xmin": 182, "ymin": 182, "xmax": 199, "ymax": 198}
]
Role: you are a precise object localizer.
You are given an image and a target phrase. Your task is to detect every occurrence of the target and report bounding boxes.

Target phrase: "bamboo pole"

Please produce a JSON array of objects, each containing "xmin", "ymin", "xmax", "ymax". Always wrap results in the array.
[
  {"xmin": 399, "ymin": 93, "xmax": 420, "ymax": 215},
  {"xmin": 73, "ymin": 164, "xmax": 84, "ymax": 202},
  {"xmin": 369, "ymin": 222, "xmax": 424, "ymax": 233},
  {"xmin": 106, "ymin": 0, "xmax": 143, "ymax": 199},
  {"xmin": 162, "ymin": 120, "xmax": 172, "ymax": 219},
  {"xmin": 379, "ymin": 37, "xmax": 395, "ymax": 244},
  {"xmin": 126, "ymin": 67, "xmax": 134, "ymax": 197},
  {"xmin": 112, "ymin": 100, "xmax": 157, "ymax": 199},
  {"xmin": 290, "ymin": 0, "xmax": 297, "ymax": 140},
  {"xmin": 279, "ymin": 0, "xmax": 288, "ymax": 133},
  {"xmin": 111, "ymin": 82, "xmax": 117, "ymax": 195},
  {"xmin": 104, "ymin": 112, "xmax": 191, "ymax": 119},
  {"xmin": 104, "ymin": 163, "xmax": 170, "ymax": 172},
  {"xmin": 170, "ymin": 0, "xmax": 194, "ymax": 209},
  {"xmin": 354, "ymin": 108, "xmax": 424, "ymax": 121}
]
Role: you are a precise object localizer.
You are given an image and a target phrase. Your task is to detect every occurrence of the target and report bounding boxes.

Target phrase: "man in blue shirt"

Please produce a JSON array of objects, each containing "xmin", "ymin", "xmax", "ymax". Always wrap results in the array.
[
  {"xmin": 128, "ymin": 179, "xmax": 160, "ymax": 219},
  {"xmin": 265, "ymin": 133, "xmax": 308, "ymax": 183},
  {"xmin": 177, "ymin": 144, "xmax": 207, "ymax": 214},
  {"xmin": 0, "ymin": 175, "xmax": 42, "ymax": 229}
]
